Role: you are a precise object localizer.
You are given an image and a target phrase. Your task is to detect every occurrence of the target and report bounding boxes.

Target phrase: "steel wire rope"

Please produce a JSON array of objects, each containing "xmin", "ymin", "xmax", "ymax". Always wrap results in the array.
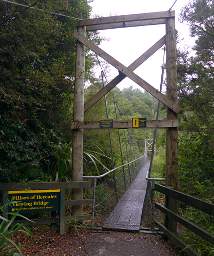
[
  {"xmin": 115, "ymin": 102, "xmax": 134, "ymax": 182},
  {"xmin": 169, "ymin": 0, "xmax": 179, "ymax": 11},
  {"xmin": 112, "ymin": 89, "xmax": 140, "ymax": 181},
  {"xmin": 95, "ymin": 54, "xmax": 119, "ymax": 203},
  {"xmin": 148, "ymin": 0, "xmax": 179, "ymax": 173},
  {"xmin": 1, "ymin": 0, "xmax": 83, "ymax": 20},
  {"xmin": 148, "ymin": 47, "xmax": 166, "ymax": 177},
  {"xmin": 147, "ymin": 47, "xmax": 166, "ymax": 227},
  {"xmin": 94, "ymin": 55, "xmax": 129, "ymax": 192},
  {"xmin": 113, "ymin": 102, "xmax": 127, "ymax": 191}
]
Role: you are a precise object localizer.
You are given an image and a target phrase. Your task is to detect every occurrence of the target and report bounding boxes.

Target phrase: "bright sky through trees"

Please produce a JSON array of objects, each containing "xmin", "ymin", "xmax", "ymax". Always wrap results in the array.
[{"xmin": 89, "ymin": 0, "xmax": 195, "ymax": 90}]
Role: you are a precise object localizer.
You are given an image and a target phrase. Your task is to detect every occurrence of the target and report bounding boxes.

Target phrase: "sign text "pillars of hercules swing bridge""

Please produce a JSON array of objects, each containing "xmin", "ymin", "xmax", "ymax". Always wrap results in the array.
[{"xmin": 8, "ymin": 189, "xmax": 60, "ymax": 213}]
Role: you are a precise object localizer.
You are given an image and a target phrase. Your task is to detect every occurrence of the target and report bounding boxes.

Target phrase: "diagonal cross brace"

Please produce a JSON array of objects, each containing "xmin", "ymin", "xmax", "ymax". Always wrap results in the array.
[
  {"xmin": 84, "ymin": 36, "xmax": 166, "ymax": 112},
  {"xmin": 74, "ymin": 32, "xmax": 179, "ymax": 113}
]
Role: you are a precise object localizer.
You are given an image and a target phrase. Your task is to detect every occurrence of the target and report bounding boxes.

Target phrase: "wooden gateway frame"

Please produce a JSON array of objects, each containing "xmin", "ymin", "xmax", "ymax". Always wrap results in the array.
[{"xmin": 72, "ymin": 10, "xmax": 178, "ymax": 228}]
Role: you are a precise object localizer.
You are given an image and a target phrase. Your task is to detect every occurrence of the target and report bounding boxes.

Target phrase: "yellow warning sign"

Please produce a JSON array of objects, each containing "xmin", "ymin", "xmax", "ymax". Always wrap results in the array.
[
  {"xmin": 132, "ymin": 118, "xmax": 139, "ymax": 128},
  {"xmin": 132, "ymin": 118, "xmax": 147, "ymax": 128}
]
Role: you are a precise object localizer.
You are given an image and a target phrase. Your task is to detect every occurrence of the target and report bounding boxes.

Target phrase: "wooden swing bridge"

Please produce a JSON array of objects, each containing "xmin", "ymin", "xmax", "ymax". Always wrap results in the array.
[
  {"xmin": 0, "ymin": 10, "xmax": 213, "ymax": 256},
  {"xmin": 70, "ymin": 10, "xmax": 213, "ymax": 255},
  {"xmin": 72, "ymin": 9, "xmax": 178, "ymax": 231}
]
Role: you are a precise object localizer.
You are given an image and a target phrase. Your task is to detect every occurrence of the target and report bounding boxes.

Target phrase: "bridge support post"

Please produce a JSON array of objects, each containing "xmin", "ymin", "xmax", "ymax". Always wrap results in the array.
[
  {"xmin": 72, "ymin": 26, "xmax": 85, "ymax": 215},
  {"xmin": 165, "ymin": 16, "xmax": 178, "ymax": 233}
]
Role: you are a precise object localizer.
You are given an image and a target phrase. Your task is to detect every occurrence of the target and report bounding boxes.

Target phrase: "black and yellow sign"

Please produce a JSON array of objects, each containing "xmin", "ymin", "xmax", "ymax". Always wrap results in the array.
[
  {"xmin": 99, "ymin": 119, "xmax": 113, "ymax": 128},
  {"xmin": 132, "ymin": 118, "xmax": 147, "ymax": 128},
  {"xmin": 8, "ymin": 189, "xmax": 60, "ymax": 213}
]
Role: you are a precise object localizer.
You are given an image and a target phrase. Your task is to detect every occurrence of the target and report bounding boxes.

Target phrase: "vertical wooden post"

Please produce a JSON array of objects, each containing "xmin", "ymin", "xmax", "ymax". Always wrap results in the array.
[
  {"xmin": 63, "ymin": 0, "xmax": 68, "ymax": 10},
  {"xmin": 72, "ymin": 26, "xmax": 85, "ymax": 215},
  {"xmin": 165, "ymin": 14, "xmax": 178, "ymax": 233},
  {"xmin": 60, "ymin": 188, "xmax": 65, "ymax": 235},
  {"xmin": 2, "ymin": 191, "xmax": 8, "ymax": 219}
]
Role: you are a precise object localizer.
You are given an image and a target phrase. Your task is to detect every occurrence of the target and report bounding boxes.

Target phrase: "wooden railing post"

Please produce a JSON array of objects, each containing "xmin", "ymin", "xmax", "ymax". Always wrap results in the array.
[
  {"xmin": 165, "ymin": 13, "xmax": 178, "ymax": 233},
  {"xmin": 60, "ymin": 188, "xmax": 65, "ymax": 235},
  {"xmin": 72, "ymin": 26, "xmax": 86, "ymax": 215}
]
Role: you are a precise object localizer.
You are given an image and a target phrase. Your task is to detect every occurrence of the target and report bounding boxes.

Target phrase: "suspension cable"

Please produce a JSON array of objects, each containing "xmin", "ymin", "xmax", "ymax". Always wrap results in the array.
[
  {"xmin": 1, "ymin": 0, "xmax": 82, "ymax": 20},
  {"xmin": 169, "ymin": 0, "xmax": 179, "ymax": 11},
  {"xmin": 95, "ymin": 55, "xmax": 115, "ymax": 166},
  {"xmin": 148, "ymin": 47, "xmax": 166, "ymax": 177},
  {"xmin": 83, "ymin": 155, "xmax": 144, "ymax": 179},
  {"xmin": 95, "ymin": 55, "xmax": 131, "ymax": 188}
]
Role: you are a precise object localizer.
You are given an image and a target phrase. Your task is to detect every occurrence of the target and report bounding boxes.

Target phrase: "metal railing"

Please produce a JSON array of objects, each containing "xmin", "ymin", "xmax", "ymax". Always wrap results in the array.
[{"xmin": 83, "ymin": 155, "xmax": 146, "ymax": 221}]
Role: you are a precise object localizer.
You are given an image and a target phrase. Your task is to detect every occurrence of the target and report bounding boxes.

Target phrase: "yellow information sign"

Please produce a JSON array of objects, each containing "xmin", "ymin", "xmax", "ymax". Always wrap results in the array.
[
  {"xmin": 132, "ymin": 118, "xmax": 147, "ymax": 128},
  {"xmin": 8, "ymin": 189, "xmax": 60, "ymax": 213},
  {"xmin": 132, "ymin": 118, "xmax": 139, "ymax": 128}
]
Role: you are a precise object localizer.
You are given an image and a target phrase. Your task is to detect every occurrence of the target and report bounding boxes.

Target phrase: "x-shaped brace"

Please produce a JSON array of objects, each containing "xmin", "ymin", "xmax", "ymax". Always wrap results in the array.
[{"xmin": 74, "ymin": 32, "xmax": 179, "ymax": 114}]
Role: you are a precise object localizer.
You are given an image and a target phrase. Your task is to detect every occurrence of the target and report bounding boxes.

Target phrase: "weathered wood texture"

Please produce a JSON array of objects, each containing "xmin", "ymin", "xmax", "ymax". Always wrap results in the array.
[
  {"xmin": 165, "ymin": 18, "xmax": 178, "ymax": 188},
  {"xmin": 74, "ymin": 32, "xmax": 179, "ymax": 113},
  {"xmin": 86, "ymin": 19, "xmax": 166, "ymax": 31},
  {"xmin": 78, "ymin": 11, "xmax": 175, "ymax": 27},
  {"xmin": 154, "ymin": 184, "xmax": 214, "ymax": 215},
  {"xmin": 60, "ymin": 189, "xmax": 65, "ymax": 234},
  {"xmin": 0, "ymin": 181, "xmax": 91, "ymax": 190},
  {"xmin": 71, "ymin": 119, "xmax": 178, "ymax": 129},
  {"xmin": 103, "ymin": 159, "xmax": 150, "ymax": 231},
  {"xmin": 165, "ymin": 17, "xmax": 178, "ymax": 233},
  {"xmin": 84, "ymin": 36, "xmax": 166, "ymax": 112},
  {"xmin": 154, "ymin": 184, "xmax": 214, "ymax": 251},
  {"xmin": 72, "ymin": 26, "xmax": 85, "ymax": 212},
  {"xmin": 155, "ymin": 203, "xmax": 214, "ymax": 244}
]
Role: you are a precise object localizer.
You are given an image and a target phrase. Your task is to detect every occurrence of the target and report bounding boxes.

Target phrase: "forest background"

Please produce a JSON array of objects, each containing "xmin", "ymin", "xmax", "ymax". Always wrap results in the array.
[{"xmin": 0, "ymin": 0, "xmax": 213, "ymax": 255}]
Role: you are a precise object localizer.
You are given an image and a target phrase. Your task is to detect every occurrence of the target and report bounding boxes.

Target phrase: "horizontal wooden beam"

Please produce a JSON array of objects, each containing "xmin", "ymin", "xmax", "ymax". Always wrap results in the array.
[
  {"xmin": 71, "ymin": 120, "xmax": 178, "ymax": 130},
  {"xmin": 74, "ymin": 32, "xmax": 179, "ymax": 113},
  {"xmin": 78, "ymin": 11, "xmax": 175, "ymax": 27},
  {"xmin": 86, "ymin": 19, "xmax": 166, "ymax": 31},
  {"xmin": 85, "ymin": 36, "xmax": 166, "ymax": 112},
  {"xmin": 0, "ymin": 181, "xmax": 91, "ymax": 191},
  {"xmin": 155, "ymin": 203, "xmax": 214, "ymax": 244},
  {"xmin": 154, "ymin": 184, "xmax": 214, "ymax": 215}
]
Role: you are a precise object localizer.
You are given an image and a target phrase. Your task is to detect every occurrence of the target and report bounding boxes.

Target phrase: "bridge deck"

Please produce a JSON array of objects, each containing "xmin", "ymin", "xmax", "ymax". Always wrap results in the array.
[{"xmin": 103, "ymin": 159, "xmax": 150, "ymax": 231}]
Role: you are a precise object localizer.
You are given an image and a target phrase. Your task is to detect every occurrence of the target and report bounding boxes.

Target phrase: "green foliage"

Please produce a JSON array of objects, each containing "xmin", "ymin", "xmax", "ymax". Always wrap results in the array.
[
  {"xmin": 0, "ymin": 204, "xmax": 31, "ymax": 256},
  {"xmin": 151, "ymin": 147, "xmax": 165, "ymax": 178},
  {"xmin": 178, "ymin": 0, "xmax": 214, "ymax": 200},
  {"xmin": 177, "ymin": 1, "xmax": 214, "ymax": 254},
  {"xmin": 180, "ymin": 207, "xmax": 214, "ymax": 256},
  {"xmin": 84, "ymin": 85, "xmax": 155, "ymax": 176},
  {"xmin": 178, "ymin": 133, "xmax": 214, "ymax": 201},
  {"xmin": 0, "ymin": 0, "xmax": 91, "ymax": 181}
]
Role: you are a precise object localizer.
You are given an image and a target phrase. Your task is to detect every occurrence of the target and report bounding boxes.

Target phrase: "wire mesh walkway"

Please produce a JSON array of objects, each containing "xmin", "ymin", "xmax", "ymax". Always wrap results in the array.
[{"xmin": 103, "ymin": 158, "xmax": 150, "ymax": 231}]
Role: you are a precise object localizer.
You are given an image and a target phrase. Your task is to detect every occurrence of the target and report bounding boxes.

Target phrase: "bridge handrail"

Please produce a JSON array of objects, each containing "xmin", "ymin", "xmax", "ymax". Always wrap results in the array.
[
  {"xmin": 83, "ymin": 154, "xmax": 145, "ymax": 220},
  {"xmin": 83, "ymin": 155, "xmax": 144, "ymax": 180},
  {"xmin": 155, "ymin": 184, "xmax": 214, "ymax": 215},
  {"xmin": 153, "ymin": 183, "xmax": 214, "ymax": 256}
]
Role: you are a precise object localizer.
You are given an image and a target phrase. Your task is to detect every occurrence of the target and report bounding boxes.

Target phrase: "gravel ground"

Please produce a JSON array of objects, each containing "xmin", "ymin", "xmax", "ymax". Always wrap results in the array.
[
  {"xmin": 16, "ymin": 227, "xmax": 177, "ymax": 256},
  {"xmin": 85, "ymin": 231, "xmax": 177, "ymax": 256}
]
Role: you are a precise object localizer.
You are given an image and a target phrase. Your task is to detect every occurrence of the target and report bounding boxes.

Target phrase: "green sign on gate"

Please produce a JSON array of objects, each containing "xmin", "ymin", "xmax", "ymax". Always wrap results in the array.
[{"xmin": 8, "ymin": 189, "xmax": 60, "ymax": 213}]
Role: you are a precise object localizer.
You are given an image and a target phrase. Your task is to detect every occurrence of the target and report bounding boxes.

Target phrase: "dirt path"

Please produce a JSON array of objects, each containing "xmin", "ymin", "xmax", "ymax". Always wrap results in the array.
[
  {"xmin": 85, "ymin": 231, "xmax": 176, "ymax": 256},
  {"xmin": 17, "ymin": 228, "xmax": 177, "ymax": 256}
]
